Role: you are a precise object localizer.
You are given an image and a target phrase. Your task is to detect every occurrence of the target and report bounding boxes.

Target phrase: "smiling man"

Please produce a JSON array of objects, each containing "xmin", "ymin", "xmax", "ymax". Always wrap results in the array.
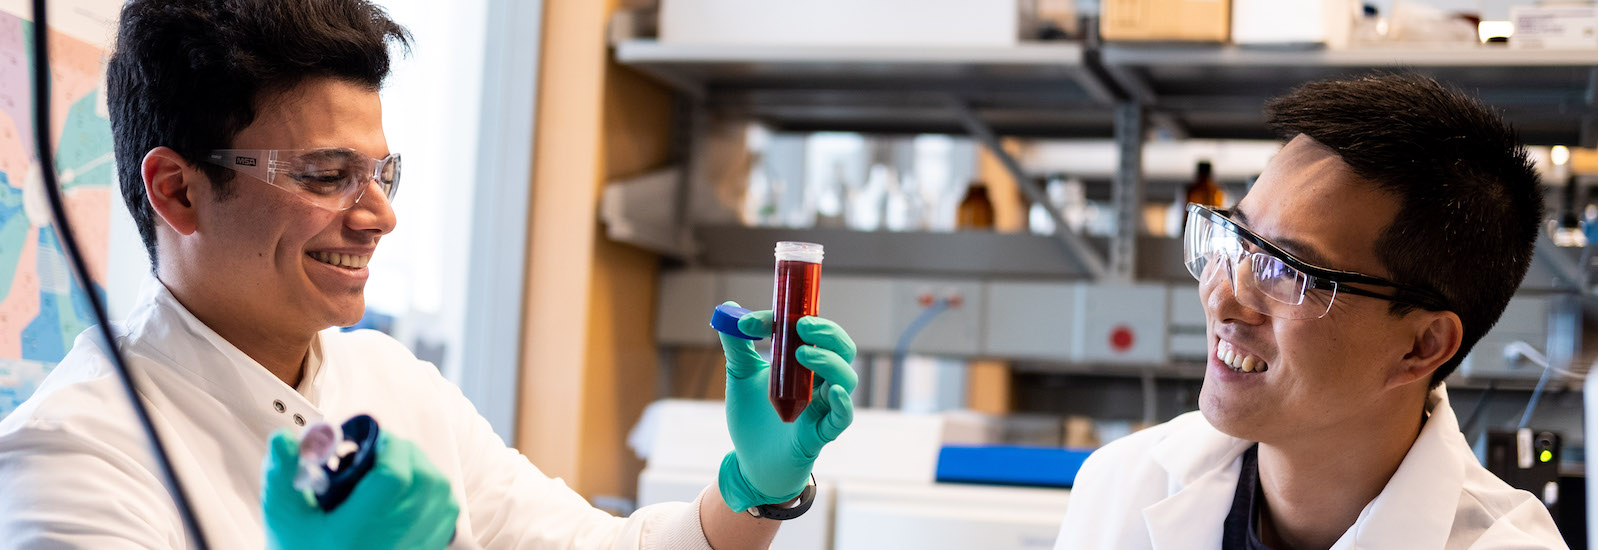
[
  {"xmin": 1054, "ymin": 74, "xmax": 1566, "ymax": 549},
  {"xmin": 0, "ymin": 1, "xmax": 857, "ymax": 548}
]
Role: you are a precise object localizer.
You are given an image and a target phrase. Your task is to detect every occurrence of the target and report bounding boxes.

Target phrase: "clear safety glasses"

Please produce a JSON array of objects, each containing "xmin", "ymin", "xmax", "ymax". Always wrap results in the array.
[
  {"xmin": 203, "ymin": 148, "xmax": 401, "ymax": 211},
  {"xmin": 1182, "ymin": 203, "xmax": 1450, "ymax": 320}
]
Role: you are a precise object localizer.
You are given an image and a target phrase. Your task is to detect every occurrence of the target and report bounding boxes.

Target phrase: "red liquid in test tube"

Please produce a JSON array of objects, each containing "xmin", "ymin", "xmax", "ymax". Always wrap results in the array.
[{"xmin": 770, "ymin": 242, "xmax": 823, "ymax": 423}]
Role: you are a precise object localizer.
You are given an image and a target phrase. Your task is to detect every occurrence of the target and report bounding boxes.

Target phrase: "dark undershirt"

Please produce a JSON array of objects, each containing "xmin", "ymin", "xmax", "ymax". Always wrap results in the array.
[{"xmin": 1223, "ymin": 444, "xmax": 1276, "ymax": 550}]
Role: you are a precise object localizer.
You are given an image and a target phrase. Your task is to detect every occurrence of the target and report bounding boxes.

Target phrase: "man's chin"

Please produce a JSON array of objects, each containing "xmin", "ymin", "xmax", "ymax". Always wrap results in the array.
[
  {"xmin": 325, "ymin": 299, "xmax": 368, "ymax": 329},
  {"xmin": 1198, "ymin": 392, "xmax": 1262, "ymax": 441}
]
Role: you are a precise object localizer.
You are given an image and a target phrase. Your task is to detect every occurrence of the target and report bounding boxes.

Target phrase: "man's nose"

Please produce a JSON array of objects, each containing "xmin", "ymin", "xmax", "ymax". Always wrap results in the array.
[
  {"xmin": 345, "ymin": 179, "xmax": 397, "ymax": 235},
  {"xmin": 1202, "ymin": 256, "xmax": 1268, "ymax": 324}
]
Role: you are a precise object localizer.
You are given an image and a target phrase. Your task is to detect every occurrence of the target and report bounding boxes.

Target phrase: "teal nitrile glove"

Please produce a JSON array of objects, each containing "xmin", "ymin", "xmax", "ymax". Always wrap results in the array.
[
  {"xmin": 261, "ymin": 429, "xmax": 459, "ymax": 550},
  {"xmin": 716, "ymin": 301, "xmax": 858, "ymax": 513}
]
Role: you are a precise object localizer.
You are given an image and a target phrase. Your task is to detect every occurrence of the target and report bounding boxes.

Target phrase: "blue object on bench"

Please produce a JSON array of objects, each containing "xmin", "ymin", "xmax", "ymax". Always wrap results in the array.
[{"xmin": 935, "ymin": 445, "xmax": 1095, "ymax": 488}]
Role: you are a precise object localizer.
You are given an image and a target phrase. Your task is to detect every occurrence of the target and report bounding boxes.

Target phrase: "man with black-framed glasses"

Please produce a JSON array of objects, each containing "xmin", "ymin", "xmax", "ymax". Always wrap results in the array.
[{"xmin": 1055, "ymin": 73, "xmax": 1566, "ymax": 550}]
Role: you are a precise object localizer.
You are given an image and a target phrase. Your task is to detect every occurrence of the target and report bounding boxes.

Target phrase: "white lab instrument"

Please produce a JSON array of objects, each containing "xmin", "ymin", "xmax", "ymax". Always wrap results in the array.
[{"xmin": 634, "ymin": 399, "xmax": 1071, "ymax": 550}]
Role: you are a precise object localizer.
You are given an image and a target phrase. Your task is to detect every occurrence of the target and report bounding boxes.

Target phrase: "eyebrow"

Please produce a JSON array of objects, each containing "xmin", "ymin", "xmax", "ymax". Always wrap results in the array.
[
  {"xmin": 297, "ymin": 148, "xmax": 361, "ymax": 162},
  {"xmin": 1229, "ymin": 206, "xmax": 1335, "ymax": 267}
]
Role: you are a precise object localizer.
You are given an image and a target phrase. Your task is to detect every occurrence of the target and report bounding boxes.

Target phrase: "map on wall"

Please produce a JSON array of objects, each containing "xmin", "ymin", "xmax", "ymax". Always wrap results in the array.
[{"xmin": 0, "ymin": 1, "xmax": 120, "ymax": 418}]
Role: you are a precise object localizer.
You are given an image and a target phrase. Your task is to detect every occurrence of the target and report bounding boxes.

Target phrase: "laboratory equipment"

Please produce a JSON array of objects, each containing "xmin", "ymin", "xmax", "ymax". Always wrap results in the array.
[
  {"xmin": 1184, "ymin": 161, "xmax": 1223, "ymax": 211},
  {"xmin": 771, "ymin": 242, "xmax": 824, "ymax": 422},
  {"xmin": 935, "ymin": 445, "xmax": 1090, "ymax": 488},
  {"xmin": 634, "ymin": 400, "xmax": 947, "ymax": 550},
  {"xmin": 304, "ymin": 415, "xmax": 382, "ymax": 511},
  {"xmin": 956, "ymin": 181, "xmax": 995, "ymax": 230},
  {"xmin": 294, "ymin": 422, "xmax": 342, "ymax": 495},
  {"xmin": 1482, "ymin": 429, "xmax": 1563, "ymax": 519}
]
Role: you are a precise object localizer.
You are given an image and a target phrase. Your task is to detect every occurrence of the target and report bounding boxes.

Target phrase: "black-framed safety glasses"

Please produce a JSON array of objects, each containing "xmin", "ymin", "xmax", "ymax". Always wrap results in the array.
[{"xmin": 1183, "ymin": 203, "xmax": 1451, "ymax": 320}]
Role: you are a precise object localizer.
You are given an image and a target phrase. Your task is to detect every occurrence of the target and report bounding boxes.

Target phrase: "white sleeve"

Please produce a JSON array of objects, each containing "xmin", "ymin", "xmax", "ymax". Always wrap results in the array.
[
  {"xmin": 0, "ymin": 423, "xmax": 184, "ymax": 549},
  {"xmin": 432, "ymin": 366, "xmax": 713, "ymax": 550}
]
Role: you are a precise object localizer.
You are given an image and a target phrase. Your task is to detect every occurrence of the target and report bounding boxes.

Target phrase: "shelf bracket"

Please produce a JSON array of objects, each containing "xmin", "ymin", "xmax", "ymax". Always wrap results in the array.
[
  {"xmin": 1084, "ymin": 49, "xmax": 1189, "ymax": 139},
  {"xmin": 1111, "ymin": 102, "xmax": 1147, "ymax": 283},
  {"xmin": 952, "ymin": 99, "xmax": 1108, "ymax": 280}
]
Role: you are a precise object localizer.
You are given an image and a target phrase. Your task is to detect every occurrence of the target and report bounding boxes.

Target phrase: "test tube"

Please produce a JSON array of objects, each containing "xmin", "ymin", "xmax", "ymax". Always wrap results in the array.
[{"xmin": 770, "ymin": 241, "xmax": 824, "ymax": 423}]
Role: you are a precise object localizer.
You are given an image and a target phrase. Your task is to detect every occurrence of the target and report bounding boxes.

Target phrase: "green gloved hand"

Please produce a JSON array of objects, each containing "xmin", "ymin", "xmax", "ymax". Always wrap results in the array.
[
  {"xmin": 716, "ymin": 301, "xmax": 858, "ymax": 513},
  {"xmin": 261, "ymin": 429, "xmax": 459, "ymax": 550}
]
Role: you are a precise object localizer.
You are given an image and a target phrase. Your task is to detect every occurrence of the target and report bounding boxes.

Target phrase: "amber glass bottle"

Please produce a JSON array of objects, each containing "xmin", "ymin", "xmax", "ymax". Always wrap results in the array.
[
  {"xmin": 1185, "ymin": 161, "xmax": 1223, "ymax": 208},
  {"xmin": 956, "ymin": 181, "xmax": 996, "ymax": 230}
]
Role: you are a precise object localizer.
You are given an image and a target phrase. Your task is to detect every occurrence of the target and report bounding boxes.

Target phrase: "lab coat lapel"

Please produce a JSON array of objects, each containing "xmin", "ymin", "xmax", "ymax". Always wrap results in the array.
[
  {"xmin": 1143, "ymin": 413, "xmax": 1255, "ymax": 550},
  {"xmin": 1333, "ymin": 386, "xmax": 1464, "ymax": 550},
  {"xmin": 128, "ymin": 276, "xmax": 327, "ymax": 435}
]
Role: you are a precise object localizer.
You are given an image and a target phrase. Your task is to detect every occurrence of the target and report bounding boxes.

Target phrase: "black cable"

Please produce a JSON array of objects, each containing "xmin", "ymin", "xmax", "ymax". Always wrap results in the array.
[{"xmin": 29, "ymin": 1, "xmax": 210, "ymax": 547}]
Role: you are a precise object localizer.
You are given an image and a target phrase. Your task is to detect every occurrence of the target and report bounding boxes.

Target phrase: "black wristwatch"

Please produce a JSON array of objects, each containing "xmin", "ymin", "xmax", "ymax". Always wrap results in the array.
[{"xmin": 747, "ymin": 475, "xmax": 817, "ymax": 520}]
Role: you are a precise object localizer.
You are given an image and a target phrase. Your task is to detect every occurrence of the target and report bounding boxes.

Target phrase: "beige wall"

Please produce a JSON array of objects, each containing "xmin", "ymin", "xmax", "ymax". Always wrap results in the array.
[{"xmin": 517, "ymin": 0, "xmax": 674, "ymax": 499}]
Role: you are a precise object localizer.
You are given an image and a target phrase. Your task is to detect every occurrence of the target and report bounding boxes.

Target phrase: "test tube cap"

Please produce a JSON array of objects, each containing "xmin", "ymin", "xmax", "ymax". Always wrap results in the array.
[{"xmin": 711, "ymin": 303, "xmax": 762, "ymax": 341}]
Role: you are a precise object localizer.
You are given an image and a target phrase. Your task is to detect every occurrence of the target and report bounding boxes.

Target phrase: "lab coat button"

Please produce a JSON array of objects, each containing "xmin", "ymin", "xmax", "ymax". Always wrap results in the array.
[
  {"xmin": 273, "ymin": 400, "xmax": 286, "ymax": 413},
  {"xmin": 293, "ymin": 414, "xmax": 305, "ymax": 426}
]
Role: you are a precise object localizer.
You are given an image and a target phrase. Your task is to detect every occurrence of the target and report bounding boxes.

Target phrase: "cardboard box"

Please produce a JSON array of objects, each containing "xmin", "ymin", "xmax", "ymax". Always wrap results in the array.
[
  {"xmin": 1511, "ymin": 6, "xmax": 1598, "ymax": 50},
  {"xmin": 1232, "ymin": 0, "xmax": 1353, "ymax": 48},
  {"xmin": 660, "ymin": 0, "xmax": 1019, "ymax": 47},
  {"xmin": 1101, "ymin": 0, "xmax": 1231, "ymax": 43}
]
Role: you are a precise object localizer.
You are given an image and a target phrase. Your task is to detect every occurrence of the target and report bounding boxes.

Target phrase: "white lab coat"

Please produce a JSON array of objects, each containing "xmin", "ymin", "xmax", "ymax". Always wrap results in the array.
[
  {"xmin": 0, "ymin": 277, "xmax": 714, "ymax": 550},
  {"xmin": 1054, "ymin": 386, "xmax": 1568, "ymax": 550}
]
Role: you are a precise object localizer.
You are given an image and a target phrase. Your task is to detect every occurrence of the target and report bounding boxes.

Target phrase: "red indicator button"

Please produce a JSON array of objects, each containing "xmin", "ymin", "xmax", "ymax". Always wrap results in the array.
[{"xmin": 1110, "ymin": 325, "xmax": 1136, "ymax": 353}]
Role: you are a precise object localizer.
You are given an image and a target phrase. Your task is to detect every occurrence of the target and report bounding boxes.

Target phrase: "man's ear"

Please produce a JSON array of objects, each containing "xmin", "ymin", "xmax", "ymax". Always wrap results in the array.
[
  {"xmin": 142, "ymin": 147, "xmax": 201, "ymax": 236},
  {"xmin": 1387, "ymin": 310, "xmax": 1464, "ymax": 389}
]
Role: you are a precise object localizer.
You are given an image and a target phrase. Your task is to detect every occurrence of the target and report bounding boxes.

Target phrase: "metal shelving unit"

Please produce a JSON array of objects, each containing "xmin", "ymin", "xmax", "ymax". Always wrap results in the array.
[
  {"xmin": 614, "ymin": 41, "xmax": 1117, "ymax": 136},
  {"xmin": 1100, "ymin": 45, "xmax": 1598, "ymax": 146},
  {"xmin": 614, "ymin": 39, "xmax": 1123, "ymax": 278},
  {"xmin": 616, "ymin": 38, "xmax": 1593, "ymax": 394},
  {"xmin": 616, "ymin": 38, "xmax": 1598, "ymax": 286}
]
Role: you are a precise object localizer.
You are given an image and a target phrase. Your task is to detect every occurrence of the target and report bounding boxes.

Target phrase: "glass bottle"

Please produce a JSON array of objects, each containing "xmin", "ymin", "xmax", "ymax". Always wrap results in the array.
[{"xmin": 956, "ymin": 180, "xmax": 996, "ymax": 230}]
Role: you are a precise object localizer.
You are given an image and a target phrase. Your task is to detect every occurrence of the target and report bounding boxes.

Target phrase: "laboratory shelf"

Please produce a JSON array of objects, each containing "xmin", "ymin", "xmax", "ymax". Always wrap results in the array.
[
  {"xmin": 617, "ymin": 40, "xmax": 1598, "ymax": 143},
  {"xmin": 614, "ymin": 40, "xmax": 1118, "ymax": 137},
  {"xmin": 1100, "ymin": 44, "xmax": 1598, "ymax": 145},
  {"xmin": 690, "ymin": 226, "xmax": 1189, "ymax": 280},
  {"xmin": 1101, "ymin": 44, "xmax": 1598, "ymax": 67},
  {"xmin": 688, "ymin": 226, "xmax": 1580, "ymax": 291}
]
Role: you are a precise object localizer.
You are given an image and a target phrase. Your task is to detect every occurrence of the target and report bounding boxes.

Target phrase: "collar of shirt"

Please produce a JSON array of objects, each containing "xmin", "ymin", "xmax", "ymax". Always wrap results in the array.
[
  {"xmin": 122, "ymin": 276, "xmax": 328, "ymax": 436},
  {"xmin": 1143, "ymin": 385, "xmax": 1463, "ymax": 550},
  {"xmin": 1336, "ymin": 387, "xmax": 1461, "ymax": 549}
]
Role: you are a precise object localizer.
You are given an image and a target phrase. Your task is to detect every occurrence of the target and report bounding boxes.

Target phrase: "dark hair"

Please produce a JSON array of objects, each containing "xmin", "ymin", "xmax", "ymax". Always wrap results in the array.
[
  {"xmin": 107, "ymin": 0, "xmax": 410, "ymax": 266},
  {"xmin": 1266, "ymin": 72, "xmax": 1544, "ymax": 386}
]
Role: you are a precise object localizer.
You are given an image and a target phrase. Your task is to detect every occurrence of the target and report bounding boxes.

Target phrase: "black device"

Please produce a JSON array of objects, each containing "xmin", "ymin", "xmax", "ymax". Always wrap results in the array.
[
  {"xmin": 314, "ymin": 414, "xmax": 383, "ymax": 511},
  {"xmin": 1481, "ymin": 429, "xmax": 1563, "ymax": 519}
]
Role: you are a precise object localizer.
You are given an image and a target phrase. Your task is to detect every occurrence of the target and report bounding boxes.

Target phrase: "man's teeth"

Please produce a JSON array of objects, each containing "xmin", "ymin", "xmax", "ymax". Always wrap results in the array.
[
  {"xmin": 1218, "ymin": 340, "xmax": 1268, "ymax": 373},
  {"xmin": 308, "ymin": 251, "xmax": 370, "ymax": 269}
]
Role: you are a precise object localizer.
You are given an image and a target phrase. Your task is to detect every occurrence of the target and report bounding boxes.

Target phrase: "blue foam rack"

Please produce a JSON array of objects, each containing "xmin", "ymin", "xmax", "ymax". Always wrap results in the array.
[{"xmin": 935, "ymin": 445, "xmax": 1095, "ymax": 488}]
